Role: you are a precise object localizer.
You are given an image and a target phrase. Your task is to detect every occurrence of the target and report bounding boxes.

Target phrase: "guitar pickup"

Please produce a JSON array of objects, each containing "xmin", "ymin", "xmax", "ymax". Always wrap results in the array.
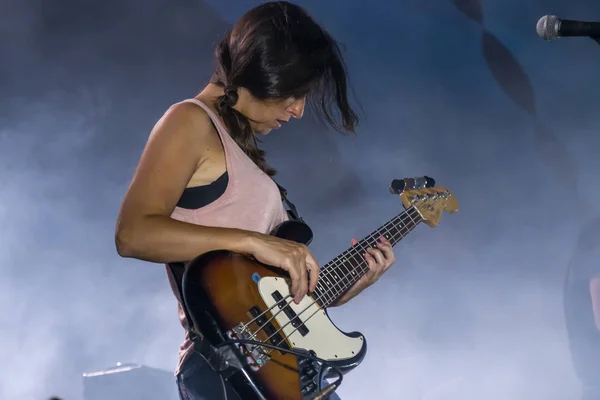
[
  {"xmin": 248, "ymin": 306, "xmax": 289, "ymax": 355},
  {"xmin": 271, "ymin": 290, "xmax": 309, "ymax": 337}
]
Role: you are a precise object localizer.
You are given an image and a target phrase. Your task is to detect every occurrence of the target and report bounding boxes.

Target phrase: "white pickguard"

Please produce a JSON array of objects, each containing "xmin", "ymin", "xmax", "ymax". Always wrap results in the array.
[{"xmin": 258, "ymin": 276, "xmax": 363, "ymax": 361}]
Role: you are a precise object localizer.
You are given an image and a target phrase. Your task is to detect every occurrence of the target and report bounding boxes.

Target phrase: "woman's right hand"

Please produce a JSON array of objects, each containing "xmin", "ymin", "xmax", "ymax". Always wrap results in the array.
[{"xmin": 248, "ymin": 233, "xmax": 320, "ymax": 304}]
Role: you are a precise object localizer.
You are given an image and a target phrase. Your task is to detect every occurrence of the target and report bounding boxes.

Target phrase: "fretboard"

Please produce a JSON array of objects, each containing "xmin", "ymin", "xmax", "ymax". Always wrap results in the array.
[{"xmin": 312, "ymin": 206, "xmax": 422, "ymax": 307}]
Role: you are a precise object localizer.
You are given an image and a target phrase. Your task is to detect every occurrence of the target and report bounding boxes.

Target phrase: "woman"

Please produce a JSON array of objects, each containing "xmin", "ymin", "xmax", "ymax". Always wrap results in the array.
[{"xmin": 115, "ymin": 2, "xmax": 395, "ymax": 399}]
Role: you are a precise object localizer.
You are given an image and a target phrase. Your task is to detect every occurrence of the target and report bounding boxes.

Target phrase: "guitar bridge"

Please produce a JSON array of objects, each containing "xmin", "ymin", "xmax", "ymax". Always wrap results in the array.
[{"xmin": 226, "ymin": 323, "xmax": 271, "ymax": 372}]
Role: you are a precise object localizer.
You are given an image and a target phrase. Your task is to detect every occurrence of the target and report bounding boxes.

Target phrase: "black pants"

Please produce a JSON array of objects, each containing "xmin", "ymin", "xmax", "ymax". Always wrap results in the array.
[
  {"xmin": 176, "ymin": 350, "xmax": 342, "ymax": 400},
  {"xmin": 176, "ymin": 351, "xmax": 242, "ymax": 400}
]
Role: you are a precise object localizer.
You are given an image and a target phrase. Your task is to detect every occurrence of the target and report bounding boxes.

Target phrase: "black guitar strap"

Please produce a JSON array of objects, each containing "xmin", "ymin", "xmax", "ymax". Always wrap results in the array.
[
  {"xmin": 167, "ymin": 260, "xmax": 232, "ymax": 373},
  {"xmin": 167, "ymin": 261, "xmax": 195, "ymax": 331},
  {"xmin": 274, "ymin": 180, "xmax": 304, "ymax": 222}
]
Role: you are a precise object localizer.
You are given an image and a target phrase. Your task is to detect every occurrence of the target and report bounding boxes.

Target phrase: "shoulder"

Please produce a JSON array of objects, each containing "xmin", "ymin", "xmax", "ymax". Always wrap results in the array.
[
  {"xmin": 153, "ymin": 101, "xmax": 214, "ymax": 141},
  {"xmin": 143, "ymin": 100, "xmax": 219, "ymax": 163}
]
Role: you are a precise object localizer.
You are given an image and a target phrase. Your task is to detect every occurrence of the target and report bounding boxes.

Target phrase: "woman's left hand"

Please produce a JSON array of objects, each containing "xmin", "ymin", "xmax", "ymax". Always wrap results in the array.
[
  {"xmin": 353, "ymin": 235, "xmax": 395, "ymax": 288},
  {"xmin": 330, "ymin": 235, "xmax": 395, "ymax": 306}
]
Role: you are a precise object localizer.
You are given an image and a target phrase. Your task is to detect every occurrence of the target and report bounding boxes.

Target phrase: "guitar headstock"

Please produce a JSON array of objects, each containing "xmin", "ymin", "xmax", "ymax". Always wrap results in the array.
[{"xmin": 392, "ymin": 177, "xmax": 459, "ymax": 227}]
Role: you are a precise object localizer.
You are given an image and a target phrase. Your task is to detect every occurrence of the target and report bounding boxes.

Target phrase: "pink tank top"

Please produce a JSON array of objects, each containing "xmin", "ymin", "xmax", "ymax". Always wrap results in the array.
[{"xmin": 165, "ymin": 98, "xmax": 289, "ymax": 375}]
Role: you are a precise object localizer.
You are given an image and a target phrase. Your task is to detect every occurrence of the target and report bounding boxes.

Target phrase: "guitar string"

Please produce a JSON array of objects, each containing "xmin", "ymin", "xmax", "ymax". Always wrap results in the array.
[
  {"xmin": 253, "ymin": 206, "xmax": 425, "ymax": 354},
  {"xmin": 315, "ymin": 205, "xmax": 421, "ymax": 305},
  {"xmin": 241, "ymin": 207, "xmax": 418, "ymax": 338},
  {"xmin": 266, "ymin": 195, "xmax": 449, "ymax": 354},
  {"xmin": 260, "ymin": 207, "xmax": 424, "ymax": 355},
  {"xmin": 241, "ymin": 205, "xmax": 422, "ymax": 341},
  {"xmin": 243, "ymin": 206, "xmax": 422, "ymax": 341},
  {"xmin": 310, "ymin": 201, "xmax": 430, "ymax": 305}
]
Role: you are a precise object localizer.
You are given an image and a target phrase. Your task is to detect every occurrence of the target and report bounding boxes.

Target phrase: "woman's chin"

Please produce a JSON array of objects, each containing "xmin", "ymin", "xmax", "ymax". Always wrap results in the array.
[{"xmin": 255, "ymin": 127, "xmax": 273, "ymax": 135}]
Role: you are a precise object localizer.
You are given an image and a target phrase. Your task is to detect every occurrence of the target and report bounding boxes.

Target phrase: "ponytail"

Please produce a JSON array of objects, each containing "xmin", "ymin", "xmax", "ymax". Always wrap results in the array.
[
  {"xmin": 213, "ymin": 86, "xmax": 276, "ymax": 176},
  {"xmin": 212, "ymin": 37, "xmax": 276, "ymax": 176}
]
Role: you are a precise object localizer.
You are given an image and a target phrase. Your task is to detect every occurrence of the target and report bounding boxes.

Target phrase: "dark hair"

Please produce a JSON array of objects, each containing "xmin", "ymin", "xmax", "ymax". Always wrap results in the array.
[{"xmin": 211, "ymin": 1, "xmax": 359, "ymax": 176}]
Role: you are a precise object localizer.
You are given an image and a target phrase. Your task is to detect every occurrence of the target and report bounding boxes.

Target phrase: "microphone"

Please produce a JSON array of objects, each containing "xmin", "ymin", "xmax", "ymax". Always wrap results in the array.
[{"xmin": 537, "ymin": 15, "xmax": 600, "ymax": 41}]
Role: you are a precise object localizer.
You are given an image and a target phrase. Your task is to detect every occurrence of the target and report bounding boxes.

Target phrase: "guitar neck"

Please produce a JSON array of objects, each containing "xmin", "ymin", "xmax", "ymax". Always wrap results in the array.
[{"xmin": 313, "ymin": 206, "xmax": 422, "ymax": 307}]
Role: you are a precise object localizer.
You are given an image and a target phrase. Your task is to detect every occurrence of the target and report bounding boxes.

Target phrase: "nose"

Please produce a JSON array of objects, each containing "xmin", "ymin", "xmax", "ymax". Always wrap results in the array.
[{"xmin": 287, "ymin": 97, "xmax": 306, "ymax": 119}]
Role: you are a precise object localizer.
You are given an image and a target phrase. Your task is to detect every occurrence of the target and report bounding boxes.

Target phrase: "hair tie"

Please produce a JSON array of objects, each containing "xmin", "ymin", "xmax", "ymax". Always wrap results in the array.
[{"xmin": 224, "ymin": 86, "xmax": 239, "ymax": 107}]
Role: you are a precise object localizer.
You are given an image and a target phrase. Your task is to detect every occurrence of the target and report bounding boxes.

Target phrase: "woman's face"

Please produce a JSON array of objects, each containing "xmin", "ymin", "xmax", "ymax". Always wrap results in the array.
[{"xmin": 240, "ymin": 95, "xmax": 306, "ymax": 135}]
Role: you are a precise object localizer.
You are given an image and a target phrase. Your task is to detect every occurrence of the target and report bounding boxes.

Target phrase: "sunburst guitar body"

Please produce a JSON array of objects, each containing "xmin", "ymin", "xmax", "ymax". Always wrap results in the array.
[{"xmin": 181, "ymin": 177, "xmax": 459, "ymax": 399}]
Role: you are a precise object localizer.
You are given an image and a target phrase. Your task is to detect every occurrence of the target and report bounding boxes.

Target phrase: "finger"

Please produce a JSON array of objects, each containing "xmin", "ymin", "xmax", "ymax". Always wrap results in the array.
[
  {"xmin": 295, "ymin": 258, "xmax": 308, "ymax": 304},
  {"xmin": 351, "ymin": 238, "xmax": 359, "ymax": 246},
  {"xmin": 367, "ymin": 248, "xmax": 386, "ymax": 267},
  {"xmin": 307, "ymin": 266, "xmax": 320, "ymax": 294},
  {"xmin": 363, "ymin": 252, "xmax": 376, "ymax": 269},
  {"xmin": 376, "ymin": 241, "xmax": 395, "ymax": 263},
  {"xmin": 286, "ymin": 261, "xmax": 300, "ymax": 300},
  {"xmin": 363, "ymin": 253, "xmax": 377, "ymax": 279},
  {"xmin": 379, "ymin": 235, "xmax": 391, "ymax": 245},
  {"xmin": 306, "ymin": 254, "xmax": 320, "ymax": 293}
]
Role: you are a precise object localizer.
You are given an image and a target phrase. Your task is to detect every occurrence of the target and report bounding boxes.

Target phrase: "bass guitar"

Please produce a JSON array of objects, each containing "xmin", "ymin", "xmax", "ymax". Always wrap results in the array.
[{"xmin": 181, "ymin": 177, "xmax": 459, "ymax": 400}]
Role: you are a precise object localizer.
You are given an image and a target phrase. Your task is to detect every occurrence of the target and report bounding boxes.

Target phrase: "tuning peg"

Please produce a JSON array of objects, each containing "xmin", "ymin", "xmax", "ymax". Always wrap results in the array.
[{"xmin": 390, "ymin": 176, "xmax": 435, "ymax": 194}]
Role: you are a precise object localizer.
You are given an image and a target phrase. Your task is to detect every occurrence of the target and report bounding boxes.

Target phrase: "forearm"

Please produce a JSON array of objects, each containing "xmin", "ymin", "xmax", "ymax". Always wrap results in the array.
[{"xmin": 115, "ymin": 215, "xmax": 258, "ymax": 263}]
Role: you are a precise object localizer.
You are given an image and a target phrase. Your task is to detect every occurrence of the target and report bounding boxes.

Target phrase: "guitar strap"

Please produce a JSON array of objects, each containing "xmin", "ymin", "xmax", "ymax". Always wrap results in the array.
[
  {"xmin": 275, "ymin": 180, "xmax": 304, "ymax": 222},
  {"xmin": 168, "ymin": 261, "xmax": 231, "ymax": 372},
  {"xmin": 166, "ymin": 261, "xmax": 193, "ymax": 329}
]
